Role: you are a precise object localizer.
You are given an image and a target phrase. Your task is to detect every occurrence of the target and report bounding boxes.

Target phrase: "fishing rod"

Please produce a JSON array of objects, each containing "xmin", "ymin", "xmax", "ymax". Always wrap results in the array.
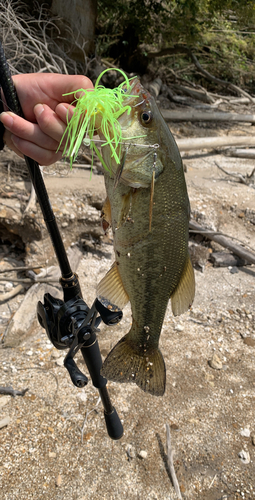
[{"xmin": 0, "ymin": 41, "xmax": 123, "ymax": 440}]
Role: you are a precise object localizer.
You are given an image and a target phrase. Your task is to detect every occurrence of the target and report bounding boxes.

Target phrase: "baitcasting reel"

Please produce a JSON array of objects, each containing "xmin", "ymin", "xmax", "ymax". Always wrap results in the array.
[
  {"xmin": 37, "ymin": 292, "xmax": 124, "ymax": 440},
  {"xmin": 37, "ymin": 293, "xmax": 123, "ymax": 389}
]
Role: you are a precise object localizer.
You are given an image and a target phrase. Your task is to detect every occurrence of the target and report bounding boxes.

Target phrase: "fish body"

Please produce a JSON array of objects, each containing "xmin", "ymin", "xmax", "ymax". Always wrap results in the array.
[{"xmin": 97, "ymin": 79, "xmax": 195, "ymax": 396}]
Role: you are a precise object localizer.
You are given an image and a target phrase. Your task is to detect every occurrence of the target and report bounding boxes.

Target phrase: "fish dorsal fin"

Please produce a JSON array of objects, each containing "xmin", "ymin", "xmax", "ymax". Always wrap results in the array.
[
  {"xmin": 97, "ymin": 262, "xmax": 129, "ymax": 310},
  {"xmin": 171, "ymin": 254, "xmax": 195, "ymax": 316}
]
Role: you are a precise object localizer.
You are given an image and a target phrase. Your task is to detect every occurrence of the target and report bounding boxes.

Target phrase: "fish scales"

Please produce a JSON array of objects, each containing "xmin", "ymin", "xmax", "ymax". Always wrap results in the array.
[{"xmin": 97, "ymin": 78, "xmax": 195, "ymax": 396}]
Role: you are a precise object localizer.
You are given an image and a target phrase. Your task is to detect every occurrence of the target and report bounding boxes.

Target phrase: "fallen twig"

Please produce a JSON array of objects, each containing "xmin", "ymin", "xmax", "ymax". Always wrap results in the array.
[
  {"xmin": 189, "ymin": 52, "xmax": 254, "ymax": 102},
  {"xmin": 172, "ymin": 83, "xmax": 214, "ymax": 104},
  {"xmin": 0, "ymin": 265, "xmax": 44, "ymax": 273},
  {"xmin": 24, "ymin": 165, "xmax": 44, "ymax": 213},
  {"xmin": 0, "ymin": 284, "xmax": 24, "ymax": 303},
  {"xmin": 24, "ymin": 182, "xmax": 37, "ymax": 213},
  {"xmin": 176, "ymin": 136, "xmax": 255, "ymax": 152},
  {"xmin": 15, "ymin": 367, "xmax": 59, "ymax": 398},
  {"xmin": 161, "ymin": 109, "xmax": 255, "ymax": 123},
  {"xmin": 80, "ymin": 396, "xmax": 101, "ymax": 443},
  {"xmin": 215, "ymin": 161, "xmax": 255, "ymax": 185},
  {"xmin": 0, "ymin": 191, "xmax": 29, "ymax": 201},
  {"xmin": 166, "ymin": 423, "xmax": 183, "ymax": 499},
  {"xmin": 208, "ymin": 474, "xmax": 217, "ymax": 489},
  {"xmin": 0, "ymin": 277, "xmax": 59, "ymax": 283},
  {"xmin": 0, "ymin": 386, "xmax": 28, "ymax": 396},
  {"xmin": 0, "ymin": 201, "xmax": 19, "ymax": 212},
  {"xmin": 225, "ymin": 148, "xmax": 255, "ymax": 160}
]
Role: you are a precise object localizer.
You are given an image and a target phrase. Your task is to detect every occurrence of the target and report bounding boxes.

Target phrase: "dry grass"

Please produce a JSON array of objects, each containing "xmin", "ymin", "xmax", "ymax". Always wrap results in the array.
[{"xmin": 0, "ymin": 0, "xmax": 90, "ymax": 75}]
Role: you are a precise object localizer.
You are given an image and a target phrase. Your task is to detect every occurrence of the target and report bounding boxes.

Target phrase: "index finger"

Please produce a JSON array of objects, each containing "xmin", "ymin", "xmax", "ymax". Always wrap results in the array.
[
  {"xmin": 12, "ymin": 74, "xmax": 94, "ymax": 121},
  {"xmin": 44, "ymin": 74, "xmax": 94, "ymax": 104}
]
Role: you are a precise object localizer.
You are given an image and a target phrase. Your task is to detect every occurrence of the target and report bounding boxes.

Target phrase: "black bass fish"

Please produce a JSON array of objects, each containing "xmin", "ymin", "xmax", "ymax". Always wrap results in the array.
[{"xmin": 97, "ymin": 78, "xmax": 195, "ymax": 396}]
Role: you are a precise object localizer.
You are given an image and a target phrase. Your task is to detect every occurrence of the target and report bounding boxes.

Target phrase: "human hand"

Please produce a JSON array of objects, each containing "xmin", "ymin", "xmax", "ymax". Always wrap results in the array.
[{"xmin": 0, "ymin": 73, "xmax": 93, "ymax": 165}]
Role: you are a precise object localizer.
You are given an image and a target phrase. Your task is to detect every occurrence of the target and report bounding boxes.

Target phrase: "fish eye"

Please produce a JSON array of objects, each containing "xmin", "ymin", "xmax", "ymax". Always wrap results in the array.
[{"xmin": 140, "ymin": 110, "xmax": 152, "ymax": 125}]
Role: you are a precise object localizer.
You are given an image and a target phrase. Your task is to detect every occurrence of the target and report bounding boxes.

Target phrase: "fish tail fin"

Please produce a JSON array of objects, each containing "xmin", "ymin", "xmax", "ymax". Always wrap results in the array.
[{"xmin": 101, "ymin": 334, "xmax": 166, "ymax": 396}]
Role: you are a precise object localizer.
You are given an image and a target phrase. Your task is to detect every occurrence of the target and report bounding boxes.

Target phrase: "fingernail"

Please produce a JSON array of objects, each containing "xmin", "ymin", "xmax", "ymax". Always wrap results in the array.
[
  {"xmin": 57, "ymin": 103, "xmax": 70, "ymax": 116},
  {"xmin": 0, "ymin": 112, "xmax": 14, "ymax": 130},
  {"xmin": 11, "ymin": 134, "xmax": 19, "ymax": 146},
  {"xmin": 34, "ymin": 103, "xmax": 44, "ymax": 117},
  {"xmin": 57, "ymin": 103, "xmax": 68, "ymax": 112}
]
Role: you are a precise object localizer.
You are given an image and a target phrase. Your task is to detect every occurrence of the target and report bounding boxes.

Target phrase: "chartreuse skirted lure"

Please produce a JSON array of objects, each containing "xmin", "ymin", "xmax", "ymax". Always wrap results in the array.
[{"xmin": 59, "ymin": 69, "xmax": 143, "ymax": 170}]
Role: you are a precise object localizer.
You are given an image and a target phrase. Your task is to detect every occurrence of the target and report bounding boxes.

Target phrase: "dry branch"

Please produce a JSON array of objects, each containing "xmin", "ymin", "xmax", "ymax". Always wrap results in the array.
[
  {"xmin": 176, "ymin": 136, "xmax": 255, "ymax": 152},
  {"xmin": 0, "ymin": 266, "xmax": 43, "ymax": 273},
  {"xmin": 225, "ymin": 148, "xmax": 255, "ymax": 159},
  {"xmin": 148, "ymin": 78, "xmax": 162, "ymax": 98},
  {"xmin": 147, "ymin": 44, "xmax": 189, "ymax": 59},
  {"xmin": 189, "ymin": 220, "xmax": 255, "ymax": 265},
  {"xmin": 0, "ymin": 277, "xmax": 60, "ymax": 284},
  {"xmin": 229, "ymin": 97, "xmax": 255, "ymax": 105},
  {"xmin": 24, "ymin": 183, "xmax": 37, "ymax": 213},
  {"xmin": 161, "ymin": 85, "xmax": 191, "ymax": 105},
  {"xmin": 189, "ymin": 52, "xmax": 254, "ymax": 102},
  {"xmin": 0, "ymin": 0, "xmax": 89, "ymax": 75},
  {"xmin": 215, "ymin": 161, "xmax": 255, "ymax": 185},
  {"xmin": 165, "ymin": 423, "xmax": 183, "ymax": 499},
  {"xmin": 147, "ymin": 45, "xmax": 254, "ymax": 101},
  {"xmin": 172, "ymin": 84, "xmax": 214, "ymax": 104},
  {"xmin": 0, "ymin": 284, "xmax": 24, "ymax": 303},
  {"xmin": 24, "ymin": 165, "xmax": 44, "ymax": 213},
  {"xmin": 81, "ymin": 396, "xmax": 101, "ymax": 443},
  {"xmin": 161, "ymin": 109, "xmax": 255, "ymax": 123},
  {"xmin": 0, "ymin": 386, "xmax": 28, "ymax": 396}
]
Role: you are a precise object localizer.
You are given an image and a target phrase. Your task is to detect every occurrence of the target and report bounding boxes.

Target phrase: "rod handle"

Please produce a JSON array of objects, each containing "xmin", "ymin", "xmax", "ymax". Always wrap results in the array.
[{"xmin": 104, "ymin": 408, "xmax": 123, "ymax": 440}]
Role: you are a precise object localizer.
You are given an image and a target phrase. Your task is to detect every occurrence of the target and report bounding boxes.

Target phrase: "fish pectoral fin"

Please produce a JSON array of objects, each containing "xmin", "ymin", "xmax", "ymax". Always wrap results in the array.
[
  {"xmin": 101, "ymin": 334, "xmax": 166, "ymax": 396},
  {"xmin": 101, "ymin": 196, "xmax": 111, "ymax": 232},
  {"xmin": 97, "ymin": 261, "xmax": 129, "ymax": 310},
  {"xmin": 119, "ymin": 191, "xmax": 132, "ymax": 223},
  {"xmin": 171, "ymin": 254, "xmax": 195, "ymax": 316}
]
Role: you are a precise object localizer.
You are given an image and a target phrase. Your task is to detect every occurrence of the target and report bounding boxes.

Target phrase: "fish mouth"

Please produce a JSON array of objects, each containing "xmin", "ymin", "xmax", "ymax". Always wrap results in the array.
[
  {"xmin": 126, "ymin": 78, "xmax": 150, "ymax": 98},
  {"xmin": 128, "ymin": 78, "xmax": 151, "ymax": 101}
]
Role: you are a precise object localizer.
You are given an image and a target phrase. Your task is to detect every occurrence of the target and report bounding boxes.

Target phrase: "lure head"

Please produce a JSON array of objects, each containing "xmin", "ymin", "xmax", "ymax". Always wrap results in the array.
[{"xmin": 60, "ymin": 70, "xmax": 181, "ymax": 187}]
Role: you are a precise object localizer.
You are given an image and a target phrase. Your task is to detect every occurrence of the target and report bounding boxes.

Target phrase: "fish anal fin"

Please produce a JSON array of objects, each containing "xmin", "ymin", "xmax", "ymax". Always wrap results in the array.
[
  {"xmin": 101, "ymin": 334, "xmax": 166, "ymax": 396},
  {"xmin": 171, "ymin": 254, "xmax": 195, "ymax": 316},
  {"xmin": 97, "ymin": 262, "xmax": 129, "ymax": 310}
]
